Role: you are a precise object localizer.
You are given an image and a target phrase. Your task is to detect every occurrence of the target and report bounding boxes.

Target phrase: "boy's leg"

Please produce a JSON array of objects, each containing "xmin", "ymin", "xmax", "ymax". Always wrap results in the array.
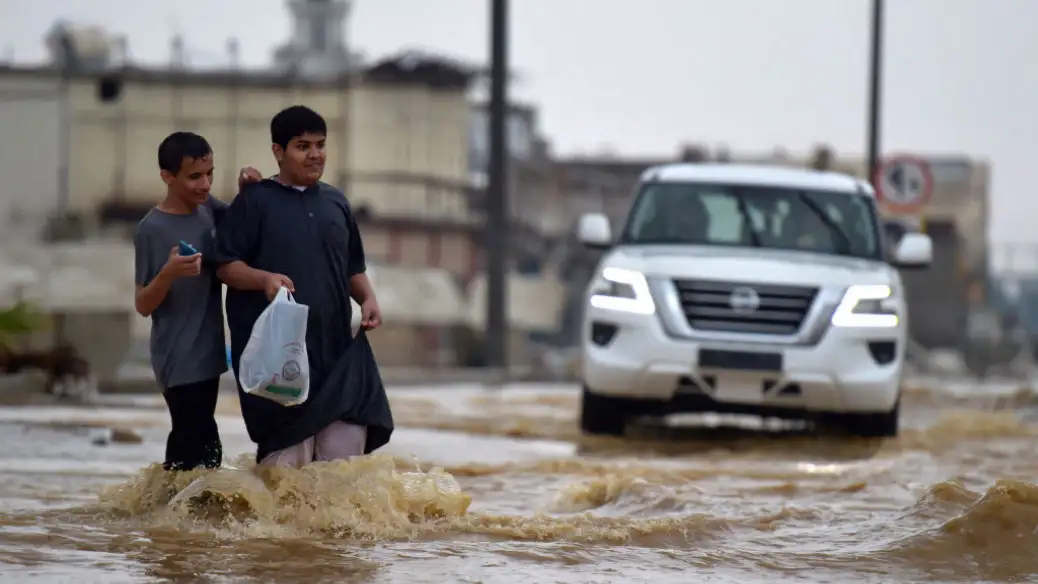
[
  {"xmin": 258, "ymin": 438, "xmax": 315, "ymax": 469},
  {"xmin": 256, "ymin": 420, "xmax": 366, "ymax": 469},
  {"xmin": 313, "ymin": 421, "xmax": 367, "ymax": 462},
  {"xmin": 162, "ymin": 377, "xmax": 223, "ymax": 471}
]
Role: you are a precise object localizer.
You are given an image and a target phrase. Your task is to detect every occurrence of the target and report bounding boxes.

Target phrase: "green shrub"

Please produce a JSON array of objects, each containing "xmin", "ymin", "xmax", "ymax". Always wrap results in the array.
[{"xmin": 0, "ymin": 302, "xmax": 48, "ymax": 342}]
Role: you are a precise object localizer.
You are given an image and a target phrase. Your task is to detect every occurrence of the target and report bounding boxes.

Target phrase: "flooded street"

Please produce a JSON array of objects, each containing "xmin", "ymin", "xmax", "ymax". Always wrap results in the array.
[{"xmin": 2, "ymin": 381, "xmax": 1038, "ymax": 583}]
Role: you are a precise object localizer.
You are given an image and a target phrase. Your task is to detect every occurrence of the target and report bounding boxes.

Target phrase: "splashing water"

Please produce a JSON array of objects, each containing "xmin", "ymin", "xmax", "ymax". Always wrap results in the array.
[
  {"xmin": 98, "ymin": 455, "xmax": 472, "ymax": 540},
  {"xmin": 5, "ymin": 383, "xmax": 1038, "ymax": 583}
]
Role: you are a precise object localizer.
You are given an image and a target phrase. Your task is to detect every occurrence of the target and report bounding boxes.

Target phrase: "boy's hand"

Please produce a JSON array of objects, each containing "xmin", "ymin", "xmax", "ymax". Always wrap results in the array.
[
  {"xmin": 160, "ymin": 246, "xmax": 202, "ymax": 280},
  {"xmin": 360, "ymin": 298, "xmax": 382, "ymax": 330},
  {"xmin": 263, "ymin": 272, "xmax": 295, "ymax": 301},
  {"xmin": 238, "ymin": 167, "xmax": 263, "ymax": 189}
]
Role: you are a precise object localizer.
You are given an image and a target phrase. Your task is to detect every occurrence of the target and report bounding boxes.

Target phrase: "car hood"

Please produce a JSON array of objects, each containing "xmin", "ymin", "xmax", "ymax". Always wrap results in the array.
[{"xmin": 605, "ymin": 245, "xmax": 895, "ymax": 288}]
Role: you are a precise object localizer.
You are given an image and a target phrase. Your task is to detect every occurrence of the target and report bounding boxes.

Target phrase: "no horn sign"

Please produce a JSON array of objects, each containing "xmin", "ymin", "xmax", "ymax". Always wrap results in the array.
[{"xmin": 874, "ymin": 155, "xmax": 934, "ymax": 213}]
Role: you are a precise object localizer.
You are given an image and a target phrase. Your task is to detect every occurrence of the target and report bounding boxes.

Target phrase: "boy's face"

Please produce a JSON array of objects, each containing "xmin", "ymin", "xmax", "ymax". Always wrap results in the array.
[
  {"xmin": 273, "ymin": 133, "xmax": 326, "ymax": 186},
  {"xmin": 161, "ymin": 154, "xmax": 214, "ymax": 205}
]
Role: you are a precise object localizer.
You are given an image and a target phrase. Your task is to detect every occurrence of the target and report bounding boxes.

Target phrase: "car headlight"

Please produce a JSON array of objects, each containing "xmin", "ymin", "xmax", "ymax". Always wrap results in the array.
[
  {"xmin": 589, "ymin": 267, "xmax": 655, "ymax": 315},
  {"xmin": 830, "ymin": 284, "xmax": 899, "ymax": 328}
]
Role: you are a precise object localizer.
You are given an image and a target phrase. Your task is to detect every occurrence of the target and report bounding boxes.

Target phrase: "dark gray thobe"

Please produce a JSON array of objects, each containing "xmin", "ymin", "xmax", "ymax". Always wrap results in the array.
[{"xmin": 214, "ymin": 179, "xmax": 393, "ymax": 462}]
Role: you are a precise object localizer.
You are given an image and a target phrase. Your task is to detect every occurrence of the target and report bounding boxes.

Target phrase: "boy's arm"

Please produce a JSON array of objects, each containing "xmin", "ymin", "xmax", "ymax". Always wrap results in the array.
[
  {"xmin": 217, "ymin": 262, "xmax": 269, "ymax": 291},
  {"xmin": 349, "ymin": 272, "xmax": 375, "ymax": 305},
  {"xmin": 214, "ymin": 188, "xmax": 293, "ymax": 299},
  {"xmin": 345, "ymin": 208, "xmax": 380, "ymax": 329},
  {"xmin": 345, "ymin": 204, "xmax": 373, "ymax": 304},
  {"xmin": 135, "ymin": 276, "xmax": 174, "ymax": 318},
  {"xmin": 134, "ymin": 229, "xmax": 199, "ymax": 316}
]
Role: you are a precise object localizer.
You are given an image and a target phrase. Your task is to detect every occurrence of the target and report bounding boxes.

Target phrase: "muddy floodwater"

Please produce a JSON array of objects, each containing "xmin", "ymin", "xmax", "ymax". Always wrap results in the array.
[{"xmin": 2, "ymin": 380, "xmax": 1038, "ymax": 583}]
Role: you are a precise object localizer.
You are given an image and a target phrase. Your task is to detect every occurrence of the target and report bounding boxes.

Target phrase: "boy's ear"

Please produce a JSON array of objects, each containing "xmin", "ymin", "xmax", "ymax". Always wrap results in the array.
[
  {"xmin": 272, "ymin": 143, "xmax": 284, "ymax": 164},
  {"xmin": 159, "ymin": 169, "xmax": 176, "ymax": 185}
]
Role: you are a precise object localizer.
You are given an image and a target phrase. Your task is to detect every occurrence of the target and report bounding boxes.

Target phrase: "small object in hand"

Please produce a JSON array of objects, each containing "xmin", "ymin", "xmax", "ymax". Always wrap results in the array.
[{"xmin": 179, "ymin": 240, "xmax": 199, "ymax": 256}]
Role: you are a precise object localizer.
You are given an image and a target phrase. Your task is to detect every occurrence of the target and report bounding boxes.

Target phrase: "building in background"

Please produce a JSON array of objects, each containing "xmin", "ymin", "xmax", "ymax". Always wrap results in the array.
[
  {"xmin": 0, "ymin": 0, "xmax": 474, "ymax": 244},
  {"xmin": 272, "ymin": 0, "xmax": 364, "ymax": 78},
  {"xmin": 0, "ymin": 3, "xmax": 996, "ymax": 374},
  {"xmin": 0, "ymin": 55, "xmax": 472, "ymax": 231},
  {"xmin": 0, "ymin": 1, "xmax": 568, "ymax": 377}
]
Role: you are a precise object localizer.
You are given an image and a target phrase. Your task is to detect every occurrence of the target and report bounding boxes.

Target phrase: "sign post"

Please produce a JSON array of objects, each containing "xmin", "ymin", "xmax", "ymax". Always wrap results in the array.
[{"xmin": 874, "ymin": 155, "xmax": 934, "ymax": 216}]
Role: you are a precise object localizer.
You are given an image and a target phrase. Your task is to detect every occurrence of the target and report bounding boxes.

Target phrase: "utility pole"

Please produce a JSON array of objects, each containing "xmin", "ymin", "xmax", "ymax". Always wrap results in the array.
[
  {"xmin": 485, "ymin": 0, "xmax": 510, "ymax": 372},
  {"xmin": 56, "ymin": 62, "xmax": 71, "ymax": 215},
  {"xmin": 53, "ymin": 31, "xmax": 76, "ymax": 216},
  {"xmin": 226, "ymin": 38, "xmax": 242, "ymax": 195},
  {"xmin": 865, "ymin": 0, "xmax": 884, "ymax": 186}
]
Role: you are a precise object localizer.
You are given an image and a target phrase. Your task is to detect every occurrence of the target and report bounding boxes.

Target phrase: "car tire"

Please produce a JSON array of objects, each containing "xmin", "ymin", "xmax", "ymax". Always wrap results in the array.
[
  {"xmin": 843, "ymin": 400, "xmax": 900, "ymax": 438},
  {"xmin": 579, "ymin": 385, "xmax": 628, "ymax": 437}
]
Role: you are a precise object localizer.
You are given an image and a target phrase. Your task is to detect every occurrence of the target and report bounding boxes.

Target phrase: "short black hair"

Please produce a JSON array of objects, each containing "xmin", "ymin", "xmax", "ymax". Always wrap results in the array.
[
  {"xmin": 158, "ymin": 132, "xmax": 212, "ymax": 175},
  {"xmin": 271, "ymin": 105, "xmax": 327, "ymax": 149}
]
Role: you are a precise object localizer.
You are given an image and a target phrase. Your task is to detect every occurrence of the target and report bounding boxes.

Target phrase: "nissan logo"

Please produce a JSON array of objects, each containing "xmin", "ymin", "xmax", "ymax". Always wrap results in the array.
[{"xmin": 729, "ymin": 287, "xmax": 761, "ymax": 314}]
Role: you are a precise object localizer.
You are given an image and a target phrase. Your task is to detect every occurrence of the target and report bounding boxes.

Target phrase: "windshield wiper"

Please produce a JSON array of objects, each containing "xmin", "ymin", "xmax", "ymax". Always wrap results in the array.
[
  {"xmin": 732, "ymin": 190, "xmax": 762, "ymax": 247},
  {"xmin": 796, "ymin": 192, "xmax": 852, "ymax": 255}
]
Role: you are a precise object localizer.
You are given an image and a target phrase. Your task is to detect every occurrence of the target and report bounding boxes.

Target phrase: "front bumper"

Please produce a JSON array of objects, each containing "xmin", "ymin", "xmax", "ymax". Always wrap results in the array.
[{"xmin": 581, "ymin": 301, "xmax": 904, "ymax": 414}]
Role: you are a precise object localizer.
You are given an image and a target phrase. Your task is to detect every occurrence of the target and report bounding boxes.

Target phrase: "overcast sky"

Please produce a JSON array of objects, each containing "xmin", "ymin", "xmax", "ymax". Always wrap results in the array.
[{"xmin": 2, "ymin": 0, "xmax": 1035, "ymax": 248}]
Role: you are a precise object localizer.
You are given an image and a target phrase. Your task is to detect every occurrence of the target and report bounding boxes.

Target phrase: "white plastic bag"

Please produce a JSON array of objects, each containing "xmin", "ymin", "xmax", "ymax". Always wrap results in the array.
[{"xmin": 238, "ymin": 286, "xmax": 310, "ymax": 406}]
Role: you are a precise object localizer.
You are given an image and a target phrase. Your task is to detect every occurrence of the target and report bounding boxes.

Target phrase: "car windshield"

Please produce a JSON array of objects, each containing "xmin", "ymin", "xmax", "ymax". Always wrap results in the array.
[{"xmin": 620, "ymin": 182, "xmax": 883, "ymax": 260}]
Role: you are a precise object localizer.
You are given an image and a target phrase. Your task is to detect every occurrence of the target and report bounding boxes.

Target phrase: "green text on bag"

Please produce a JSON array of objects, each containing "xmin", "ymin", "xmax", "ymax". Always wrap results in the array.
[{"xmin": 265, "ymin": 385, "xmax": 303, "ymax": 398}]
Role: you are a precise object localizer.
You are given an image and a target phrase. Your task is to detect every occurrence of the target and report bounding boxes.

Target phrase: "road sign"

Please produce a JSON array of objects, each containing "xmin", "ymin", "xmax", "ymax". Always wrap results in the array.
[{"xmin": 874, "ymin": 155, "xmax": 934, "ymax": 213}]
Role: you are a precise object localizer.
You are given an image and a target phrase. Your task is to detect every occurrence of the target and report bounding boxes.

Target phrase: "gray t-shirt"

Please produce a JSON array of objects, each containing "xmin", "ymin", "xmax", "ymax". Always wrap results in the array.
[{"xmin": 133, "ymin": 196, "xmax": 229, "ymax": 390}]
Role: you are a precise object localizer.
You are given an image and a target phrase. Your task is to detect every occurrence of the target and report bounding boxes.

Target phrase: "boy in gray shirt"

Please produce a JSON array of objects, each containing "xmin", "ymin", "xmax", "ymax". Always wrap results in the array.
[{"xmin": 133, "ymin": 131, "xmax": 236, "ymax": 471}]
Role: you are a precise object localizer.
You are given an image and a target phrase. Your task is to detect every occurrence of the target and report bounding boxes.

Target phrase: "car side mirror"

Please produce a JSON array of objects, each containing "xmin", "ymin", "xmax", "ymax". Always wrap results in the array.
[
  {"xmin": 577, "ymin": 213, "xmax": 612, "ymax": 250},
  {"xmin": 892, "ymin": 232, "xmax": 932, "ymax": 269}
]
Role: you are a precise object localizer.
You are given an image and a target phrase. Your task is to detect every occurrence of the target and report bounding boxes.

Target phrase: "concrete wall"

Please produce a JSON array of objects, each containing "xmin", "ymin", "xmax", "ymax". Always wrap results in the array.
[
  {"xmin": 0, "ymin": 71, "xmax": 472, "ymax": 222},
  {"xmin": 368, "ymin": 324, "xmax": 457, "ymax": 368},
  {"xmin": 0, "ymin": 76, "xmax": 62, "ymax": 238},
  {"xmin": 54, "ymin": 310, "xmax": 134, "ymax": 387},
  {"xmin": 1, "ymin": 241, "xmax": 566, "ymax": 379},
  {"xmin": 361, "ymin": 223, "xmax": 476, "ymax": 277},
  {"xmin": 901, "ymin": 222, "xmax": 970, "ymax": 349},
  {"xmin": 0, "ymin": 242, "xmax": 138, "ymax": 386},
  {"xmin": 357, "ymin": 263, "xmax": 467, "ymax": 326},
  {"xmin": 346, "ymin": 85, "xmax": 472, "ymax": 220},
  {"xmin": 466, "ymin": 273, "xmax": 566, "ymax": 333}
]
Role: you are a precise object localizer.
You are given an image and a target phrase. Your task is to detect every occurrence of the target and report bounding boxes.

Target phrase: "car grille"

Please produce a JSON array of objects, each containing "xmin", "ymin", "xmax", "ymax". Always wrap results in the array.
[{"xmin": 673, "ymin": 279, "xmax": 819, "ymax": 335}]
